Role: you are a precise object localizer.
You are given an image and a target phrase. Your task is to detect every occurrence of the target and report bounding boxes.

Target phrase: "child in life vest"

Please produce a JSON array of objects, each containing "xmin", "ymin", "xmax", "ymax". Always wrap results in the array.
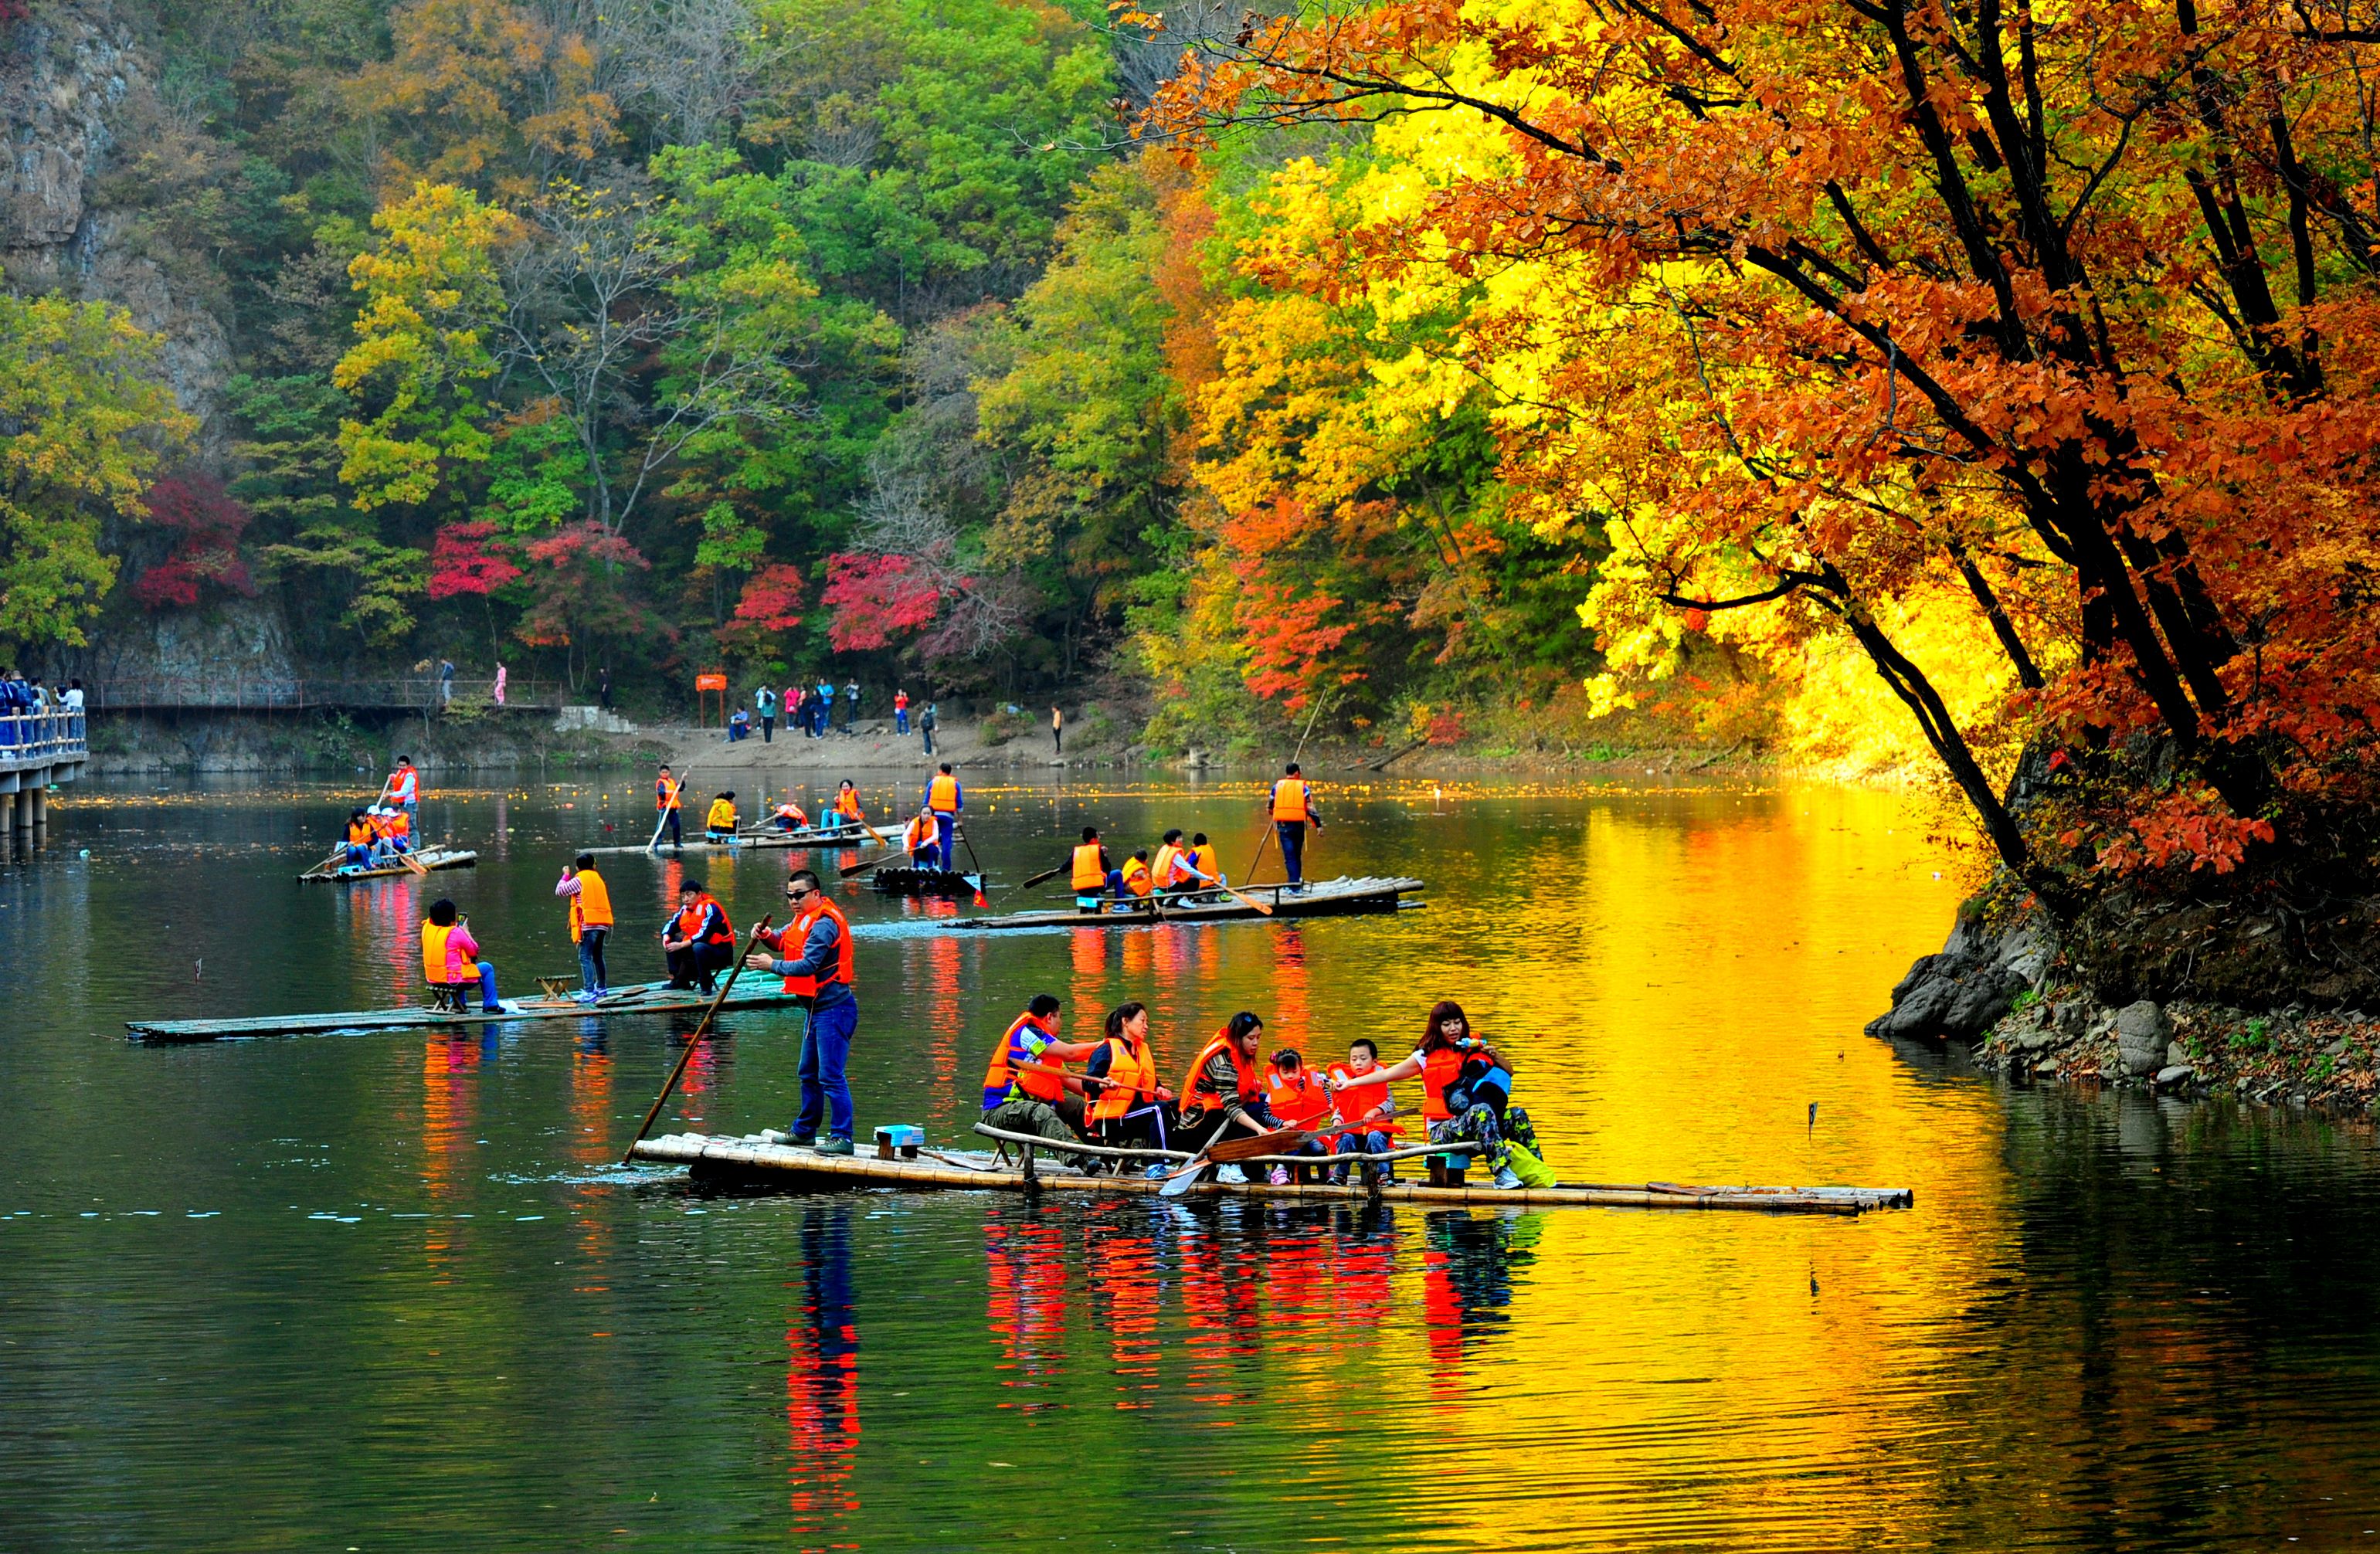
[{"xmin": 1327, "ymin": 1037, "xmax": 1402, "ymax": 1184}]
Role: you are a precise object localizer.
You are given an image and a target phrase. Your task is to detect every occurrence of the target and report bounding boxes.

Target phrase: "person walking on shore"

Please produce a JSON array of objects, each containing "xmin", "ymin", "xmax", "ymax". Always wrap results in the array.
[
  {"xmin": 1051, "ymin": 706, "xmax": 1063, "ymax": 755},
  {"xmin": 749, "ymin": 870, "xmax": 859, "ymax": 1155},
  {"xmin": 894, "ymin": 688, "xmax": 910, "ymax": 735},
  {"xmin": 843, "ymin": 678, "xmax": 861, "ymax": 731},
  {"xmin": 816, "ymin": 677, "xmax": 836, "ymax": 736},
  {"xmin": 756, "ymin": 684, "xmax": 777, "ymax": 743},
  {"xmin": 919, "ymin": 701, "xmax": 937, "ymax": 757}
]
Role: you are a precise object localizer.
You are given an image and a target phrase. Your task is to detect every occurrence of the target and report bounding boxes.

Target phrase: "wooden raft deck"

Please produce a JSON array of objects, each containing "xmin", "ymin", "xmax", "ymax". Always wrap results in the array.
[
  {"xmin": 630, "ymin": 1133, "xmax": 1913, "ymax": 1214},
  {"xmin": 298, "ymin": 847, "xmax": 477, "ymax": 882},
  {"xmin": 127, "ymin": 979, "xmax": 806, "ymax": 1043},
  {"xmin": 576, "ymin": 826, "xmax": 888, "ymax": 857},
  {"xmin": 949, "ymin": 874, "xmax": 1425, "ymax": 931}
]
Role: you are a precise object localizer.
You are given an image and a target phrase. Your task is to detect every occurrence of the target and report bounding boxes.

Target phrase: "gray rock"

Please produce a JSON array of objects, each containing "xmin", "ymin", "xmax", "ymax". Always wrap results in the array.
[
  {"xmin": 2114, "ymin": 1000, "xmax": 2169, "ymax": 1077},
  {"xmin": 2323, "ymin": 1037, "xmax": 2351, "ymax": 1058},
  {"xmin": 2167, "ymin": 1040, "xmax": 2190, "ymax": 1069},
  {"xmin": 2154, "ymin": 1064, "xmax": 2194, "ymax": 1089}
]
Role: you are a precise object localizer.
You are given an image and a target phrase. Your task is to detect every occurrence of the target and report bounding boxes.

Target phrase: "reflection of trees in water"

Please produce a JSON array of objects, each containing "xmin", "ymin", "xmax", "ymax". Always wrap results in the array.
[
  {"xmin": 1424, "ymin": 1210, "xmax": 1543, "ymax": 1388},
  {"xmin": 983, "ymin": 1201, "xmax": 1071, "ymax": 1412},
  {"xmin": 787, "ymin": 1207, "xmax": 860, "ymax": 1546}
]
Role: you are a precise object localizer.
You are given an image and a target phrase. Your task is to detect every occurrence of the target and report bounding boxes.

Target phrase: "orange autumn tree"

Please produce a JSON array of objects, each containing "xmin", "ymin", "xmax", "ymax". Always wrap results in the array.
[{"xmin": 1160, "ymin": 0, "xmax": 2380, "ymax": 905}]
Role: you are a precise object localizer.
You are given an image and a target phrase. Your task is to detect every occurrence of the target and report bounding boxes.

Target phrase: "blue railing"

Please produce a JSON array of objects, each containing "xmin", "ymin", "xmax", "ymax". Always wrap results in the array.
[{"xmin": 0, "ymin": 709, "xmax": 87, "ymax": 770}]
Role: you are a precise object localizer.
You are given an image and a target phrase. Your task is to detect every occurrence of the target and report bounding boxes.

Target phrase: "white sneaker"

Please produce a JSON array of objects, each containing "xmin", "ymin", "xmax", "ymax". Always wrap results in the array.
[
  {"xmin": 1216, "ymin": 1164, "xmax": 1248, "ymax": 1185},
  {"xmin": 1494, "ymin": 1166, "xmax": 1523, "ymax": 1190}
]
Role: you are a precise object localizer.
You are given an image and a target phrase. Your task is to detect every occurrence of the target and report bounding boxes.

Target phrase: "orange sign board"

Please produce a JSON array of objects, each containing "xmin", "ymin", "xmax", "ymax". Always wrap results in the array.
[{"xmin": 695, "ymin": 672, "xmax": 728, "ymax": 691}]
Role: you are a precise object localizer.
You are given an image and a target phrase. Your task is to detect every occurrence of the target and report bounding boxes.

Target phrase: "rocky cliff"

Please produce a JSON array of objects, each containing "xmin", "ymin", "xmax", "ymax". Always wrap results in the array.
[{"xmin": 2, "ymin": 0, "xmax": 232, "ymax": 448}]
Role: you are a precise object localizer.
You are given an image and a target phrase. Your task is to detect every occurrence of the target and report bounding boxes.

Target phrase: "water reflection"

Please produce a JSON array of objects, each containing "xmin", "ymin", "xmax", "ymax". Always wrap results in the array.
[
  {"xmin": 12, "ymin": 776, "xmax": 2380, "ymax": 1551},
  {"xmin": 786, "ymin": 1207, "xmax": 860, "ymax": 1550}
]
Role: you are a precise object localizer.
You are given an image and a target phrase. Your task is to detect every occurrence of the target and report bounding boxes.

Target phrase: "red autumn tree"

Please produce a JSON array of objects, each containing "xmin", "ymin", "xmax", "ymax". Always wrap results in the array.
[
  {"xmin": 426, "ymin": 520, "xmax": 525, "ymax": 599},
  {"xmin": 1163, "ymin": 0, "xmax": 2380, "ymax": 909},
  {"xmin": 821, "ymin": 553, "xmax": 945, "ymax": 653},
  {"xmin": 134, "ymin": 472, "xmax": 256, "ymax": 609},
  {"xmin": 715, "ymin": 562, "xmax": 806, "ymax": 658}
]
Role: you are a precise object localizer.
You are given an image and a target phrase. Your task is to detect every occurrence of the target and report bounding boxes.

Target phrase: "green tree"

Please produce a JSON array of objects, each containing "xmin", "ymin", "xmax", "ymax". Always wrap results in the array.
[
  {"xmin": 334, "ymin": 181, "xmax": 518, "ymax": 511},
  {"xmin": 0, "ymin": 297, "xmax": 195, "ymax": 650}
]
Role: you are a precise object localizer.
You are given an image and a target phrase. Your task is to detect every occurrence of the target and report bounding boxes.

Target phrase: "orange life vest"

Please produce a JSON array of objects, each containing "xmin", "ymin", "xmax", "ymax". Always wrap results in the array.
[
  {"xmin": 1271, "ymin": 778, "xmax": 1310, "ymax": 822},
  {"xmin": 1190, "ymin": 843, "xmax": 1218, "ymax": 882},
  {"xmin": 927, "ymin": 773, "xmax": 959, "ymax": 814},
  {"xmin": 421, "ymin": 921, "xmax": 457, "ymax": 984},
  {"xmin": 906, "ymin": 813, "xmax": 935, "ymax": 853},
  {"xmin": 671, "ymin": 894, "xmax": 735, "ymax": 949},
  {"xmin": 834, "ymin": 789, "xmax": 864, "ymax": 820},
  {"xmin": 982, "ymin": 1012, "xmax": 1064, "ymax": 1106},
  {"xmin": 346, "ymin": 819, "xmax": 372, "ymax": 846},
  {"xmin": 388, "ymin": 809, "xmax": 411, "ymax": 843},
  {"xmin": 774, "ymin": 802, "xmax": 807, "ymax": 826},
  {"xmin": 1071, "ymin": 842, "xmax": 1107, "ymax": 891},
  {"xmin": 569, "ymin": 868, "xmax": 613, "ymax": 942},
  {"xmin": 1089, "ymin": 1035, "xmax": 1157, "ymax": 1123},
  {"xmin": 1120, "ymin": 857, "xmax": 1152, "ymax": 897},
  {"xmin": 389, "ymin": 766, "xmax": 417, "ymax": 802},
  {"xmin": 775, "ymin": 896, "xmax": 853, "ymax": 996},
  {"xmin": 657, "ymin": 777, "xmax": 681, "ymax": 810},
  {"xmin": 1151, "ymin": 843, "xmax": 1184, "ymax": 888},
  {"xmin": 1328, "ymin": 1064, "xmax": 1402, "ymax": 1138},
  {"xmin": 1181, "ymin": 1030, "xmax": 1262, "ymax": 1121},
  {"xmin": 1265, "ymin": 1067, "xmax": 1333, "ymax": 1130},
  {"xmin": 1421, "ymin": 1044, "xmax": 1469, "ymax": 1122}
]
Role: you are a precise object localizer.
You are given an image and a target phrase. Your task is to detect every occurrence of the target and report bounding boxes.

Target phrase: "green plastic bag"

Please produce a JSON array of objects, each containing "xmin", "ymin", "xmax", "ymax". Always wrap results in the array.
[{"xmin": 1502, "ymin": 1136, "xmax": 1557, "ymax": 1189}]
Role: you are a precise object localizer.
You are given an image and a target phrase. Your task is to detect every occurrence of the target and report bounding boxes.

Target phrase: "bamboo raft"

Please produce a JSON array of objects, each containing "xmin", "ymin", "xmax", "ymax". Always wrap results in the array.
[
  {"xmin": 126, "ymin": 977, "xmax": 805, "ymax": 1043},
  {"xmin": 629, "ymin": 1129, "xmax": 1913, "ymax": 1214},
  {"xmin": 576, "ymin": 825, "xmax": 887, "ymax": 856},
  {"xmin": 298, "ymin": 847, "xmax": 477, "ymax": 882},
  {"xmin": 949, "ymin": 874, "xmax": 1425, "ymax": 931},
  {"xmin": 870, "ymin": 867, "xmax": 985, "ymax": 897}
]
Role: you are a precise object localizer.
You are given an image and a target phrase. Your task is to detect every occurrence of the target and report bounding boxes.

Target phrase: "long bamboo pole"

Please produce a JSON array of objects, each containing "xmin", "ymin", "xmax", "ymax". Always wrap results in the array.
[{"xmin": 620, "ymin": 914, "xmax": 772, "ymax": 1164}]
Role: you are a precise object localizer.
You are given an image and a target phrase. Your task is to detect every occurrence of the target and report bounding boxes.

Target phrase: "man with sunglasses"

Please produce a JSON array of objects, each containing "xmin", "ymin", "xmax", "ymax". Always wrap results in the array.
[{"xmin": 748, "ymin": 870, "xmax": 859, "ymax": 1155}]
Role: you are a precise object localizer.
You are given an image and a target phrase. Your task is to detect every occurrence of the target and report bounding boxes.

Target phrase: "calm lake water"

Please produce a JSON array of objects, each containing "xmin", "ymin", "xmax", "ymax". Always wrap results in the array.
[{"xmin": 4, "ymin": 770, "xmax": 2379, "ymax": 1551}]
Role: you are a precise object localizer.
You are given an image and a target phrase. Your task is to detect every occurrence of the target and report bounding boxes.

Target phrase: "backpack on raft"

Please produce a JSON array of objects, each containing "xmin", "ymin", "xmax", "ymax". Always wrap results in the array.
[
  {"xmin": 1501, "ymin": 1135, "xmax": 1557, "ymax": 1189},
  {"xmin": 1444, "ymin": 1057, "xmax": 1513, "ymax": 1122}
]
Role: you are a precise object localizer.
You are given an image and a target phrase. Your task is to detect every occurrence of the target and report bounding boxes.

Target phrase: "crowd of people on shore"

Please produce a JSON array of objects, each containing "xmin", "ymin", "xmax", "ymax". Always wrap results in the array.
[{"xmin": 728, "ymin": 680, "xmax": 939, "ymax": 751}]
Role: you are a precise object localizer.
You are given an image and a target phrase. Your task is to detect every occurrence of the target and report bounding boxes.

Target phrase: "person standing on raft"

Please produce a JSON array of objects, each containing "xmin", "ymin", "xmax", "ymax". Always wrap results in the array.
[
  {"xmin": 749, "ymin": 870, "xmax": 859, "ymax": 1156},
  {"xmin": 655, "ymin": 764, "xmax": 684, "ymax": 847},
  {"xmin": 661, "ymin": 879, "xmax": 735, "ymax": 993},
  {"xmin": 555, "ymin": 853, "xmax": 613, "ymax": 1001},
  {"xmin": 1178, "ymin": 1012, "xmax": 1283, "ymax": 1185},
  {"xmin": 1265, "ymin": 763, "xmax": 1321, "ymax": 890},
  {"xmin": 925, "ymin": 762, "xmax": 963, "ymax": 872},
  {"xmin": 380, "ymin": 755, "xmax": 419, "ymax": 823}
]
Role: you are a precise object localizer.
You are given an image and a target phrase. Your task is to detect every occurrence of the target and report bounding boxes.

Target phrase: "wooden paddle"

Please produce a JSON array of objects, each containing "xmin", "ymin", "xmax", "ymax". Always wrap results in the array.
[
  {"xmin": 301, "ymin": 843, "xmax": 345, "ymax": 880},
  {"xmin": 1158, "ymin": 1123, "xmax": 1326, "ymax": 1199},
  {"xmin": 840, "ymin": 842, "xmax": 918, "ymax": 878},
  {"xmin": 619, "ymin": 914, "xmax": 773, "ymax": 1164},
  {"xmin": 1016, "ymin": 863, "xmax": 1067, "ymax": 891},
  {"xmin": 1175, "ymin": 861, "xmax": 1275, "ymax": 918}
]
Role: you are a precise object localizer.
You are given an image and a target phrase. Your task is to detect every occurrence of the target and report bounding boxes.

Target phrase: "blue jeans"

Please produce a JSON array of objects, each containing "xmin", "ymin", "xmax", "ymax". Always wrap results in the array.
[
  {"xmin": 576, "ymin": 928, "xmax": 607, "ymax": 994},
  {"xmin": 791, "ymin": 993, "xmax": 858, "ymax": 1141},
  {"xmin": 1334, "ymin": 1128, "xmax": 1395, "ymax": 1180},
  {"xmin": 469, "ymin": 960, "xmax": 501, "ymax": 1010},
  {"xmin": 895, "ymin": 708, "xmax": 908, "ymax": 734},
  {"xmin": 1277, "ymin": 821, "xmax": 1306, "ymax": 883},
  {"xmin": 932, "ymin": 812, "xmax": 956, "ymax": 870},
  {"xmin": 345, "ymin": 843, "xmax": 370, "ymax": 866}
]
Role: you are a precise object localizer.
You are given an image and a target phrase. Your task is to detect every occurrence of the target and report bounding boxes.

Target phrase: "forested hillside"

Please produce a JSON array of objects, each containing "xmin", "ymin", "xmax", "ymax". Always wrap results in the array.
[
  {"xmin": 0, "ymin": 0, "xmax": 1631, "ymax": 755},
  {"xmin": 13, "ymin": 0, "xmax": 2380, "ymax": 936}
]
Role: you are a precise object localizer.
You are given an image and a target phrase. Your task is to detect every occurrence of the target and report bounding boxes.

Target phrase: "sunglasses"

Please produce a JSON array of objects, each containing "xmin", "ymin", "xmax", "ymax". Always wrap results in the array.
[{"xmin": 785, "ymin": 885, "xmax": 812, "ymax": 899}]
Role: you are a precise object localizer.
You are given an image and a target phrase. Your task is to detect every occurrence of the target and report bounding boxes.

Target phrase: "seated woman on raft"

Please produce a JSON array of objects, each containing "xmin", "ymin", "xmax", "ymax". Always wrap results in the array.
[
  {"xmin": 1178, "ymin": 1011, "xmax": 1288, "ymax": 1185},
  {"xmin": 1330, "ymin": 1000, "xmax": 1540, "ymax": 1190}
]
